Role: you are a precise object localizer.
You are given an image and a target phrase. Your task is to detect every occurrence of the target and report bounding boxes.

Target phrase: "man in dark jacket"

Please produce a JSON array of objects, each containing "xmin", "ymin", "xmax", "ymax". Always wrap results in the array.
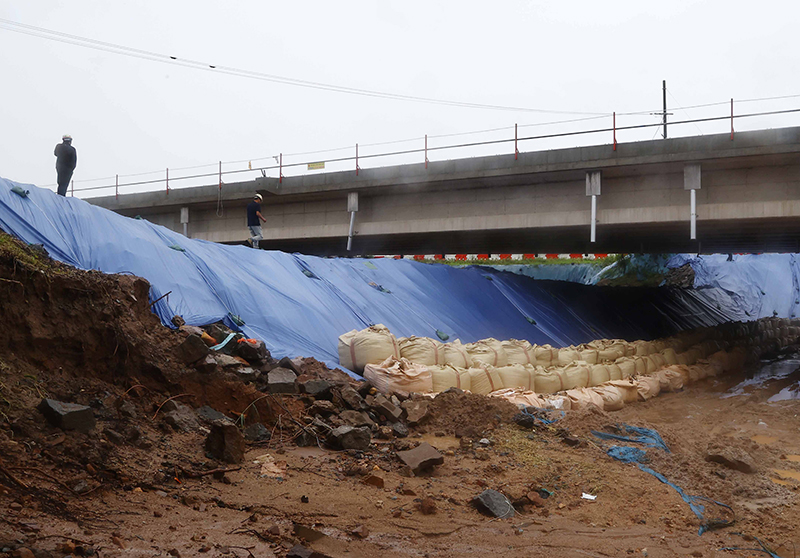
[
  {"xmin": 247, "ymin": 193, "xmax": 267, "ymax": 248},
  {"xmin": 54, "ymin": 135, "xmax": 77, "ymax": 196}
]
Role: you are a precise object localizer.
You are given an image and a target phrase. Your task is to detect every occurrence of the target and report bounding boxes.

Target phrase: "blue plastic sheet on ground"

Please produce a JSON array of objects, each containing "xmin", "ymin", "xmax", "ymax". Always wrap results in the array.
[
  {"xmin": 593, "ymin": 424, "xmax": 733, "ymax": 535},
  {"xmin": 0, "ymin": 177, "xmax": 739, "ymax": 374}
]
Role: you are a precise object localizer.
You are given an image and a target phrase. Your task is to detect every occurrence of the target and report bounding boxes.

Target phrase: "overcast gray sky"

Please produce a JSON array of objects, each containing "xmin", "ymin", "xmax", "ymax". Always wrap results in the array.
[{"xmin": 2, "ymin": 0, "xmax": 799, "ymax": 197}]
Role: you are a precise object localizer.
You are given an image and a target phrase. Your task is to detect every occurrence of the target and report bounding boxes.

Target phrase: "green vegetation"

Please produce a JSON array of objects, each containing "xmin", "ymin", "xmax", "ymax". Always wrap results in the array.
[{"xmin": 0, "ymin": 231, "xmax": 59, "ymax": 273}]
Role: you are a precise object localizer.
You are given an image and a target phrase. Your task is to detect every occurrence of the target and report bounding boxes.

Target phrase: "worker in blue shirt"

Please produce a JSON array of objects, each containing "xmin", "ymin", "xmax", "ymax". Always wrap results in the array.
[{"xmin": 247, "ymin": 194, "xmax": 266, "ymax": 248}]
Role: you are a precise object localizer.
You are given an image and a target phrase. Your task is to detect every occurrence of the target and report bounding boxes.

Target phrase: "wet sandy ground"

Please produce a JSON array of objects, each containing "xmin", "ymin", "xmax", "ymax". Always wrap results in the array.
[{"xmin": 3, "ymin": 363, "xmax": 800, "ymax": 558}]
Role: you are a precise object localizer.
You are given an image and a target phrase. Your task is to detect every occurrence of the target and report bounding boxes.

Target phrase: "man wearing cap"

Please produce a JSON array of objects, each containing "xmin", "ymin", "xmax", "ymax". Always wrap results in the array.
[
  {"xmin": 54, "ymin": 135, "xmax": 77, "ymax": 196},
  {"xmin": 246, "ymin": 193, "xmax": 267, "ymax": 248}
]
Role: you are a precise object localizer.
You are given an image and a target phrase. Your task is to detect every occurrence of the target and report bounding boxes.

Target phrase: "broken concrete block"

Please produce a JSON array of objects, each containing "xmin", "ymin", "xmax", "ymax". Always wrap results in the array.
[
  {"xmin": 178, "ymin": 325, "xmax": 203, "ymax": 336},
  {"xmin": 38, "ymin": 399, "xmax": 96, "ymax": 432},
  {"xmin": 372, "ymin": 395, "xmax": 403, "ymax": 422},
  {"xmin": 268, "ymin": 367, "xmax": 297, "ymax": 393},
  {"xmin": 236, "ymin": 339, "xmax": 269, "ymax": 364},
  {"xmin": 175, "ymin": 334, "xmax": 209, "ymax": 364},
  {"xmin": 396, "ymin": 442, "xmax": 443, "ymax": 474},
  {"xmin": 473, "ymin": 489, "xmax": 515, "ymax": 518},
  {"xmin": 401, "ymin": 399, "xmax": 429, "ymax": 425},
  {"xmin": 205, "ymin": 420, "xmax": 246, "ymax": 464},
  {"xmin": 214, "ymin": 354, "xmax": 243, "ymax": 368},
  {"xmin": 339, "ymin": 410, "xmax": 375, "ymax": 428},
  {"xmin": 705, "ymin": 445, "xmax": 757, "ymax": 474},
  {"xmin": 328, "ymin": 425, "xmax": 371, "ymax": 450}
]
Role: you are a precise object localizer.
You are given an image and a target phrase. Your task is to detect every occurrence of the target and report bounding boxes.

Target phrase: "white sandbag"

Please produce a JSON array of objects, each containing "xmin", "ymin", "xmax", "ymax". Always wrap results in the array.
[
  {"xmin": 634, "ymin": 375, "xmax": 661, "ymax": 401},
  {"xmin": 607, "ymin": 363, "xmax": 623, "ymax": 381},
  {"xmin": 364, "ymin": 356, "xmax": 432, "ymax": 395},
  {"xmin": 502, "ymin": 339, "xmax": 536, "ymax": 365},
  {"xmin": 632, "ymin": 356, "xmax": 648, "ymax": 375},
  {"xmin": 656, "ymin": 368, "xmax": 684, "ymax": 392},
  {"xmin": 606, "ymin": 379, "xmax": 640, "ymax": 403},
  {"xmin": 650, "ymin": 353, "xmax": 667, "ymax": 370},
  {"xmin": 566, "ymin": 387, "xmax": 605, "ymax": 410},
  {"xmin": 591, "ymin": 385, "xmax": 625, "ymax": 411},
  {"xmin": 398, "ymin": 336, "xmax": 446, "ymax": 366},
  {"xmin": 531, "ymin": 365, "xmax": 564, "ymax": 394},
  {"xmin": 467, "ymin": 365, "xmax": 504, "ymax": 395},
  {"xmin": 579, "ymin": 348, "xmax": 599, "ymax": 365},
  {"xmin": 634, "ymin": 341, "xmax": 656, "ymax": 356},
  {"xmin": 466, "ymin": 338, "xmax": 508, "ymax": 367},
  {"xmin": 532, "ymin": 345, "xmax": 559, "ymax": 367},
  {"xmin": 555, "ymin": 361, "xmax": 591, "ymax": 390},
  {"xmin": 588, "ymin": 364, "xmax": 611, "ymax": 387},
  {"xmin": 598, "ymin": 346, "xmax": 625, "ymax": 362},
  {"xmin": 496, "ymin": 364, "xmax": 533, "ymax": 390},
  {"xmin": 643, "ymin": 355, "xmax": 658, "ymax": 374},
  {"xmin": 490, "ymin": 388, "xmax": 544, "ymax": 408},
  {"xmin": 661, "ymin": 348, "xmax": 679, "ymax": 366},
  {"xmin": 558, "ymin": 347, "xmax": 581, "ymax": 366},
  {"xmin": 338, "ymin": 324, "xmax": 400, "ymax": 373},
  {"xmin": 442, "ymin": 339, "xmax": 473, "ymax": 368},
  {"xmin": 615, "ymin": 357, "xmax": 637, "ymax": 378},
  {"xmin": 429, "ymin": 364, "xmax": 471, "ymax": 393}
]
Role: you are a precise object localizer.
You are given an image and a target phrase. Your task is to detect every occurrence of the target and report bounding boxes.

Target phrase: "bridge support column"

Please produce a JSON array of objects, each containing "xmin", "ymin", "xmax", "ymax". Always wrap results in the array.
[
  {"xmin": 586, "ymin": 171, "xmax": 601, "ymax": 243},
  {"xmin": 346, "ymin": 192, "xmax": 358, "ymax": 251},
  {"xmin": 180, "ymin": 206, "xmax": 189, "ymax": 238},
  {"xmin": 684, "ymin": 163, "xmax": 701, "ymax": 240}
]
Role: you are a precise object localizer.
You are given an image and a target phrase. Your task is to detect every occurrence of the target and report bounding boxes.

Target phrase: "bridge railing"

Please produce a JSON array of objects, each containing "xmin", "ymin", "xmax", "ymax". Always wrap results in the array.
[{"xmin": 68, "ymin": 104, "xmax": 800, "ymax": 199}]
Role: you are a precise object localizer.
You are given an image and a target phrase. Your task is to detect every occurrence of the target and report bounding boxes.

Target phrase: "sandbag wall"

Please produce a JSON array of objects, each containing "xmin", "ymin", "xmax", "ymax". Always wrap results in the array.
[{"xmin": 341, "ymin": 317, "xmax": 800, "ymax": 412}]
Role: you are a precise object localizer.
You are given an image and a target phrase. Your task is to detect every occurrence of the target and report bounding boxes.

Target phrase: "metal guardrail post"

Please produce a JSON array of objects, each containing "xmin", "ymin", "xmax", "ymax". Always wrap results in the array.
[
  {"xmin": 425, "ymin": 135, "xmax": 428, "ymax": 168},
  {"xmin": 356, "ymin": 144, "xmax": 360, "ymax": 176},
  {"xmin": 166, "ymin": 168, "xmax": 169, "ymax": 195},
  {"xmin": 731, "ymin": 99, "xmax": 734, "ymax": 140},
  {"xmin": 613, "ymin": 113, "xmax": 616, "ymax": 151},
  {"xmin": 115, "ymin": 174, "xmax": 118, "ymax": 199},
  {"xmin": 515, "ymin": 124, "xmax": 519, "ymax": 160}
]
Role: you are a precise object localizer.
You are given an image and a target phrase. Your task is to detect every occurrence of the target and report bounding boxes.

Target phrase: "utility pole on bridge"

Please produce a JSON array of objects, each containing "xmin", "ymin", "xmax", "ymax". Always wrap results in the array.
[{"xmin": 662, "ymin": 80, "xmax": 668, "ymax": 139}]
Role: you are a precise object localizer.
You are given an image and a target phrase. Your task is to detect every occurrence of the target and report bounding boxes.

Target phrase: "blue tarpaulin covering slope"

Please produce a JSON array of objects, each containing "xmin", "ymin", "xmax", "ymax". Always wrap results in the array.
[{"xmin": 0, "ymin": 177, "xmax": 734, "ymax": 372}]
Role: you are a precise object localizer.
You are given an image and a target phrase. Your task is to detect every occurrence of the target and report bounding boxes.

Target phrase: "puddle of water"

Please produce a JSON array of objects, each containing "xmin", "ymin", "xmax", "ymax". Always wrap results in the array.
[
  {"xmin": 418, "ymin": 434, "xmax": 460, "ymax": 450},
  {"xmin": 786, "ymin": 455, "xmax": 800, "ymax": 463},
  {"xmin": 751, "ymin": 435, "xmax": 779, "ymax": 445},
  {"xmin": 723, "ymin": 359, "xmax": 800, "ymax": 398},
  {"xmin": 772, "ymin": 469, "xmax": 800, "ymax": 483}
]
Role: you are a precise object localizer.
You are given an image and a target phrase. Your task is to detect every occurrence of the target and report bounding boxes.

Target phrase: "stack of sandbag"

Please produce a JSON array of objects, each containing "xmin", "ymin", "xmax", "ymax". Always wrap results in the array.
[
  {"xmin": 428, "ymin": 363, "xmax": 471, "ymax": 392},
  {"xmin": 363, "ymin": 356, "xmax": 432, "ymax": 395},
  {"xmin": 398, "ymin": 336, "xmax": 446, "ymax": 366},
  {"xmin": 442, "ymin": 339, "xmax": 473, "ymax": 368},
  {"xmin": 465, "ymin": 338, "xmax": 508, "ymax": 367},
  {"xmin": 467, "ymin": 364, "xmax": 504, "ymax": 395},
  {"xmin": 338, "ymin": 324, "xmax": 400, "ymax": 373}
]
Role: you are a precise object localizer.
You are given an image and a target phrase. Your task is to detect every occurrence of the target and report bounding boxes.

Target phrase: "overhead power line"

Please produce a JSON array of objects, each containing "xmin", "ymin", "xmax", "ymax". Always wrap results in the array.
[{"xmin": 0, "ymin": 18, "xmax": 609, "ymax": 116}]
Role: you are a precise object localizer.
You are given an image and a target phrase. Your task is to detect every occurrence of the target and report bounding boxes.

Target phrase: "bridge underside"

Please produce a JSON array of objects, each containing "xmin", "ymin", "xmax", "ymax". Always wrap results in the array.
[{"xmin": 249, "ymin": 217, "xmax": 800, "ymax": 256}]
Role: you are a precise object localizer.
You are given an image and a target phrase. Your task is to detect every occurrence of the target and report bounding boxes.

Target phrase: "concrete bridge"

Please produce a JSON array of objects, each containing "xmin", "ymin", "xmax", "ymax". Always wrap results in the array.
[{"xmin": 89, "ymin": 126, "xmax": 800, "ymax": 254}]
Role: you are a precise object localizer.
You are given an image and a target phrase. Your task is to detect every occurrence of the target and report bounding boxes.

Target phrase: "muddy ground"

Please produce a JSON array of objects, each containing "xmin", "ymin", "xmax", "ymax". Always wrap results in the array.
[{"xmin": 0, "ymin": 235, "xmax": 799, "ymax": 558}]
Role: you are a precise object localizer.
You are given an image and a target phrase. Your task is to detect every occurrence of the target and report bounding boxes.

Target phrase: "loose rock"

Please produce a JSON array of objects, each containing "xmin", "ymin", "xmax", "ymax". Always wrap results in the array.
[
  {"xmin": 340, "ymin": 387, "xmax": 367, "ymax": 411},
  {"xmin": 244, "ymin": 423, "xmax": 271, "ymax": 442},
  {"xmin": 205, "ymin": 420, "xmax": 246, "ymax": 463},
  {"xmin": 37, "ymin": 399, "xmax": 96, "ymax": 432},
  {"xmin": 268, "ymin": 367, "xmax": 297, "ymax": 393},
  {"xmin": 401, "ymin": 399, "xmax": 429, "ymax": 425},
  {"xmin": 339, "ymin": 410, "xmax": 375, "ymax": 428},
  {"xmin": 473, "ymin": 489, "xmax": 515, "ymax": 518},
  {"xmin": 175, "ymin": 334, "xmax": 209, "ymax": 364},
  {"xmin": 236, "ymin": 339, "xmax": 269, "ymax": 363},
  {"xmin": 396, "ymin": 442, "xmax": 444, "ymax": 474},
  {"xmin": 328, "ymin": 426, "xmax": 371, "ymax": 450}
]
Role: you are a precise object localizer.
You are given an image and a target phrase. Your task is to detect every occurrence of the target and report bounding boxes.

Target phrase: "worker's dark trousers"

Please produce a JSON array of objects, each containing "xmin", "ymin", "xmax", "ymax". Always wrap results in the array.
[{"xmin": 56, "ymin": 167, "xmax": 74, "ymax": 196}]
